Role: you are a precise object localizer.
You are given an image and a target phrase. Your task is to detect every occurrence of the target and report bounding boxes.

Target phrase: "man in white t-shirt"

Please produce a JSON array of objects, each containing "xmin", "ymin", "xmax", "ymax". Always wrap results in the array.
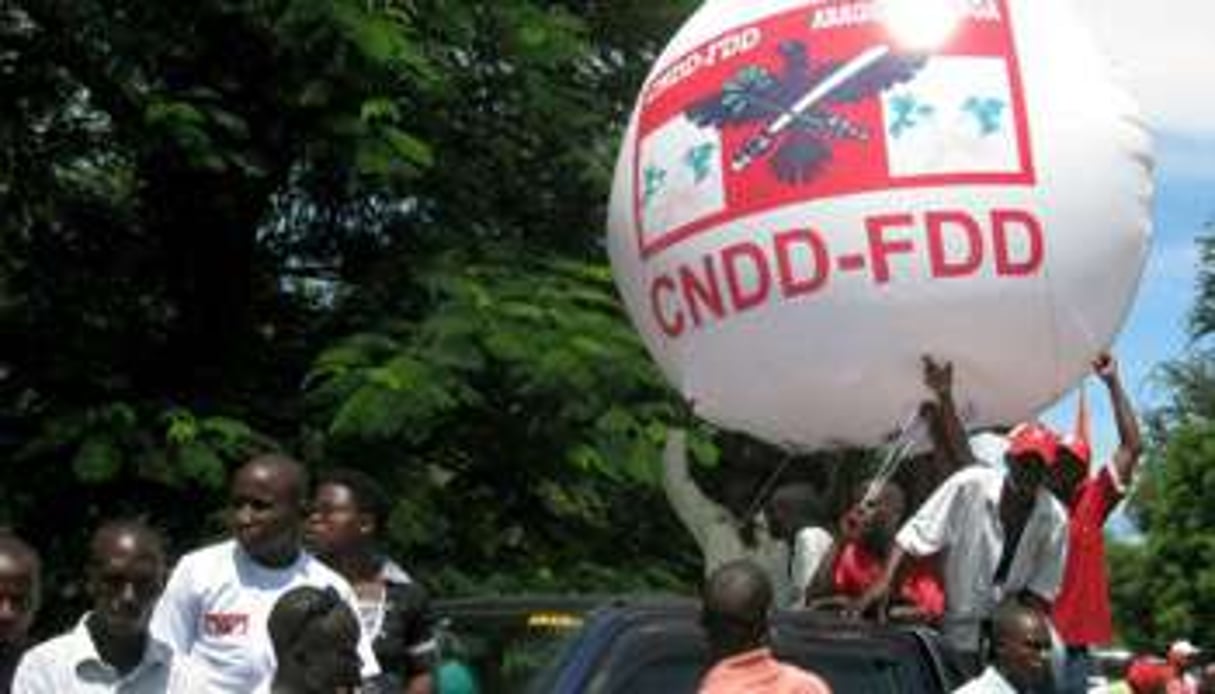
[
  {"xmin": 150, "ymin": 454, "xmax": 379, "ymax": 692},
  {"xmin": 13, "ymin": 519, "xmax": 204, "ymax": 693}
]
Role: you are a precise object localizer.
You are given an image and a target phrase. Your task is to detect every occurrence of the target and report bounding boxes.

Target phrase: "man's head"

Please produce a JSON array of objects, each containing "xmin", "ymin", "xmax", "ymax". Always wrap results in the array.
[
  {"xmin": 267, "ymin": 585, "xmax": 362, "ymax": 693},
  {"xmin": 701, "ymin": 560, "xmax": 772, "ymax": 660},
  {"xmin": 86, "ymin": 520, "xmax": 165, "ymax": 639},
  {"xmin": 845, "ymin": 479, "xmax": 907, "ymax": 554},
  {"xmin": 765, "ymin": 482, "xmax": 822, "ymax": 541},
  {"xmin": 1168, "ymin": 639, "xmax": 1200, "ymax": 671},
  {"xmin": 306, "ymin": 468, "xmax": 389, "ymax": 561},
  {"xmin": 0, "ymin": 532, "xmax": 39, "ymax": 648},
  {"xmin": 990, "ymin": 597, "xmax": 1052, "ymax": 691},
  {"xmin": 230, "ymin": 454, "xmax": 308, "ymax": 566},
  {"xmin": 1050, "ymin": 433, "xmax": 1090, "ymax": 505},
  {"xmin": 1126, "ymin": 656, "xmax": 1175, "ymax": 694},
  {"xmin": 1004, "ymin": 422, "xmax": 1059, "ymax": 500}
]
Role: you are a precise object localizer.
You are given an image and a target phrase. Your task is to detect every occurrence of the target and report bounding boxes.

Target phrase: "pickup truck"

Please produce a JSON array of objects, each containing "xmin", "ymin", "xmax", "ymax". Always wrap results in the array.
[{"xmin": 434, "ymin": 595, "xmax": 957, "ymax": 693}]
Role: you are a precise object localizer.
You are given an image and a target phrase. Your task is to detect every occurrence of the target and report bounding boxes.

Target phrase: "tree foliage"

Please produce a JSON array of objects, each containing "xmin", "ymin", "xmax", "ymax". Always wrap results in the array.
[
  {"xmin": 0, "ymin": 0, "xmax": 714, "ymax": 633},
  {"xmin": 1108, "ymin": 224, "xmax": 1215, "ymax": 648}
]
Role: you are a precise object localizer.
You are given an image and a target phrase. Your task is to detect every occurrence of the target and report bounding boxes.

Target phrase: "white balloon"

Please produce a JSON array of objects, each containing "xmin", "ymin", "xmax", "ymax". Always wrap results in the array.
[{"xmin": 607, "ymin": 0, "xmax": 1151, "ymax": 449}]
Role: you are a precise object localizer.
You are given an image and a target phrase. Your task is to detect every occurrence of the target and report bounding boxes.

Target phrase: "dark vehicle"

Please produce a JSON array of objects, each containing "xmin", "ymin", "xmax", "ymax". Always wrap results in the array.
[{"xmin": 434, "ymin": 596, "xmax": 956, "ymax": 693}]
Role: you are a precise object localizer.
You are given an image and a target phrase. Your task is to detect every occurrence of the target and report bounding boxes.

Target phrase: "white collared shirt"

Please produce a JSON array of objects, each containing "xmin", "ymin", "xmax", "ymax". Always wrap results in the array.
[
  {"xmin": 896, "ymin": 465, "xmax": 1068, "ymax": 653},
  {"xmin": 11, "ymin": 615, "xmax": 204, "ymax": 693},
  {"xmin": 954, "ymin": 665, "xmax": 1020, "ymax": 693}
]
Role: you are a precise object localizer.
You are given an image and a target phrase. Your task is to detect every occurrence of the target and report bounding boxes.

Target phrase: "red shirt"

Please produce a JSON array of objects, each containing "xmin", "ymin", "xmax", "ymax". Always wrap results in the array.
[
  {"xmin": 832, "ymin": 542, "xmax": 945, "ymax": 620},
  {"xmin": 1052, "ymin": 466, "xmax": 1123, "ymax": 645}
]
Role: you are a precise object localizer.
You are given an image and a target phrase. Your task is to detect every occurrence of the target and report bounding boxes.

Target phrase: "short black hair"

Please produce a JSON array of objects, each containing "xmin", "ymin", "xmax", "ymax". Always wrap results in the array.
[
  {"xmin": 240, "ymin": 453, "xmax": 310, "ymax": 507},
  {"xmin": 90, "ymin": 518, "xmax": 164, "ymax": 565},
  {"xmin": 316, "ymin": 467, "xmax": 391, "ymax": 531},
  {"xmin": 268, "ymin": 585, "xmax": 352, "ymax": 655},
  {"xmin": 701, "ymin": 560, "xmax": 772, "ymax": 657}
]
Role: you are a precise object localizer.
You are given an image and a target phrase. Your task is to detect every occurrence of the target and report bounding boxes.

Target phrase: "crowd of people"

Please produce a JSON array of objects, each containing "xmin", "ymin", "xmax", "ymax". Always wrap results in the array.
[
  {"xmin": 667, "ymin": 352, "xmax": 1209, "ymax": 693},
  {"xmin": 0, "ymin": 456, "xmax": 439, "ymax": 693},
  {"xmin": 0, "ymin": 350, "xmax": 1204, "ymax": 694}
]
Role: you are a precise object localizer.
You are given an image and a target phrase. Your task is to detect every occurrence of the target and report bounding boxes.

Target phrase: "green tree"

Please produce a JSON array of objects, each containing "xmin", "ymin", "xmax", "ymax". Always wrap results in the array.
[
  {"xmin": 1, "ymin": 0, "xmax": 710, "ymax": 629},
  {"xmin": 1109, "ymin": 225, "xmax": 1215, "ymax": 648}
]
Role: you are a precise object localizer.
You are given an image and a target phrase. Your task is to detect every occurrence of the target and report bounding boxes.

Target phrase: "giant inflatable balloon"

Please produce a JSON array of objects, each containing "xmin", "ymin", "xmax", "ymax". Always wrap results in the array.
[{"xmin": 607, "ymin": 0, "xmax": 1151, "ymax": 449}]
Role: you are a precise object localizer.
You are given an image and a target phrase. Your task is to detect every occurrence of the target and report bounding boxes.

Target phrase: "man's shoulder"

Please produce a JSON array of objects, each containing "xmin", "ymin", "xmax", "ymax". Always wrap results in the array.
[
  {"xmin": 297, "ymin": 552, "xmax": 356, "ymax": 592},
  {"xmin": 778, "ymin": 661, "xmax": 832, "ymax": 692},
  {"xmin": 16, "ymin": 625, "xmax": 87, "ymax": 674},
  {"xmin": 175, "ymin": 539, "xmax": 236, "ymax": 568},
  {"xmin": 922, "ymin": 465, "xmax": 997, "ymax": 505},
  {"xmin": 948, "ymin": 464, "xmax": 1000, "ymax": 486},
  {"xmin": 166, "ymin": 540, "xmax": 237, "ymax": 589}
]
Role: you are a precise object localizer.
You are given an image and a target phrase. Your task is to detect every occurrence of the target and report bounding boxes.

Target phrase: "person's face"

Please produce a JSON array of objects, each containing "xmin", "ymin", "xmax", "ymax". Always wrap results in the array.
[
  {"xmin": 87, "ymin": 531, "xmax": 164, "ymax": 637},
  {"xmin": 230, "ymin": 463, "xmax": 303, "ymax": 562},
  {"xmin": 1006, "ymin": 453, "xmax": 1049, "ymax": 498},
  {"xmin": 850, "ymin": 483, "xmax": 903, "ymax": 545},
  {"xmin": 999, "ymin": 613, "xmax": 1052, "ymax": 690},
  {"xmin": 295, "ymin": 609, "xmax": 363, "ymax": 693},
  {"xmin": 0, "ymin": 552, "xmax": 36, "ymax": 646},
  {"xmin": 306, "ymin": 483, "xmax": 372, "ymax": 559},
  {"xmin": 1049, "ymin": 452, "xmax": 1086, "ymax": 504}
]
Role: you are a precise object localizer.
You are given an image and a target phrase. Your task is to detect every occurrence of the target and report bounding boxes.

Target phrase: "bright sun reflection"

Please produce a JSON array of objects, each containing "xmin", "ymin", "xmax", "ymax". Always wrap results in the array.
[{"xmin": 881, "ymin": 0, "xmax": 962, "ymax": 52}]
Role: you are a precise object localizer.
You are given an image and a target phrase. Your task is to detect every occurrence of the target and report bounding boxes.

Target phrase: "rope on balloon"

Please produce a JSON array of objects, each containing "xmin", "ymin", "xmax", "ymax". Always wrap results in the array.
[{"xmin": 860, "ymin": 405, "xmax": 928, "ymax": 506}]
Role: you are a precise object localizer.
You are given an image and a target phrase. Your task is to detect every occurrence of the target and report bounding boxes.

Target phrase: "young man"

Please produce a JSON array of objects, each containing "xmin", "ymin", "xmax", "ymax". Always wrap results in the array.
[
  {"xmin": 307, "ymin": 468, "xmax": 437, "ymax": 693},
  {"xmin": 854, "ymin": 422, "xmax": 1069, "ymax": 681},
  {"xmin": 803, "ymin": 478, "xmax": 944, "ymax": 624},
  {"xmin": 796, "ymin": 356, "xmax": 959, "ymax": 620},
  {"xmin": 0, "ymin": 532, "xmax": 40, "ymax": 692},
  {"xmin": 1050, "ymin": 353, "xmax": 1143, "ymax": 693},
  {"xmin": 955, "ymin": 598, "xmax": 1054, "ymax": 694},
  {"xmin": 12, "ymin": 520, "xmax": 203, "ymax": 692},
  {"xmin": 150, "ymin": 454, "xmax": 379, "ymax": 692},
  {"xmin": 260, "ymin": 586, "xmax": 363, "ymax": 694},
  {"xmin": 698, "ymin": 559, "xmax": 832, "ymax": 694}
]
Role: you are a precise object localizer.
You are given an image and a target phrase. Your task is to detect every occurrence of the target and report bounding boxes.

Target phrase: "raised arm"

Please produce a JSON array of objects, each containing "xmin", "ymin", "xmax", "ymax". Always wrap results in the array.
[
  {"xmin": 923, "ymin": 355, "xmax": 975, "ymax": 474},
  {"xmin": 1096, "ymin": 352, "xmax": 1142, "ymax": 485},
  {"xmin": 662, "ymin": 427, "xmax": 730, "ymax": 551}
]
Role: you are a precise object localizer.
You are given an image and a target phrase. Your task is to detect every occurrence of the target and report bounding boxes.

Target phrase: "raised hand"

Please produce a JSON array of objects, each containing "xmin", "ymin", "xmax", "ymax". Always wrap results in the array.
[
  {"xmin": 1093, "ymin": 352, "xmax": 1118, "ymax": 382},
  {"xmin": 922, "ymin": 355, "xmax": 953, "ymax": 396}
]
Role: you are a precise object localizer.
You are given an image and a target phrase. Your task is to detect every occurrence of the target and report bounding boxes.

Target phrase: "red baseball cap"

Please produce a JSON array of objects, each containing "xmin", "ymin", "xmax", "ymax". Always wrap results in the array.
[
  {"xmin": 1126, "ymin": 656, "xmax": 1173, "ymax": 694},
  {"xmin": 1006, "ymin": 422, "xmax": 1059, "ymax": 466}
]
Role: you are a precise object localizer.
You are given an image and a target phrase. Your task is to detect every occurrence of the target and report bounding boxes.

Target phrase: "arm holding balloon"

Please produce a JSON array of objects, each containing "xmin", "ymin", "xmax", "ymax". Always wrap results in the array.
[
  {"xmin": 662, "ymin": 427, "xmax": 732, "ymax": 555},
  {"xmin": 1098, "ymin": 353, "xmax": 1142, "ymax": 489},
  {"xmin": 923, "ymin": 355, "xmax": 975, "ymax": 474}
]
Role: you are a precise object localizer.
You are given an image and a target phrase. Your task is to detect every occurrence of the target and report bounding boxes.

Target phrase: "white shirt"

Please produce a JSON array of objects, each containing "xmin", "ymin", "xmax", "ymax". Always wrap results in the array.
[
  {"xmin": 149, "ymin": 540, "xmax": 380, "ymax": 692},
  {"xmin": 790, "ymin": 527, "xmax": 834, "ymax": 601},
  {"xmin": 662, "ymin": 433, "xmax": 793, "ymax": 606},
  {"xmin": 12, "ymin": 615, "xmax": 205, "ymax": 693},
  {"xmin": 896, "ymin": 466, "xmax": 1068, "ymax": 653},
  {"xmin": 953, "ymin": 665, "xmax": 1020, "ymax": 693}
]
